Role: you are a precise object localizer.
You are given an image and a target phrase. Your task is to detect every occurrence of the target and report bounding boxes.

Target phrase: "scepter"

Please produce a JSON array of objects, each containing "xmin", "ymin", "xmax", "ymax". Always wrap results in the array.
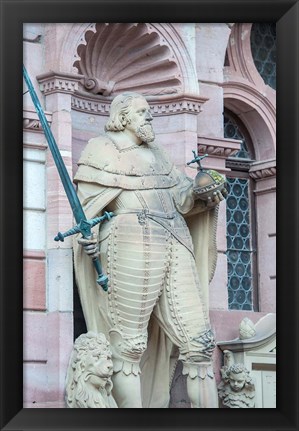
[{"xmin": 23, "ymin": 65, "xmax": 113, "ymax": 291}]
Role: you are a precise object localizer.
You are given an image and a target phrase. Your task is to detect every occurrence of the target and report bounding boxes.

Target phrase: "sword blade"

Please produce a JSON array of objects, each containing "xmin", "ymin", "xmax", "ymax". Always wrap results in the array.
[
  {"xmin": 23, "ymin": 65, "xmax": 109, "ymax": 290},
  {"xmin": 23, "ymin": 65, "xmax": 86, "ymax": 226}
]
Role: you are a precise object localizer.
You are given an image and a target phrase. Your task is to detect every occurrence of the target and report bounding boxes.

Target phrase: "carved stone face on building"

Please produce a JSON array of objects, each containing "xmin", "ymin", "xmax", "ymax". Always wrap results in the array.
[
  {"xmin": 125, "ymin": 97, "xmax": 155, "ymax": 144},
  {"xmin": 228, "ymin": 371, "xmax": 246, "ymax": 392},
  {"xmin": 85, "ymin": 352, "xmax": 114, "ymax": 389}
]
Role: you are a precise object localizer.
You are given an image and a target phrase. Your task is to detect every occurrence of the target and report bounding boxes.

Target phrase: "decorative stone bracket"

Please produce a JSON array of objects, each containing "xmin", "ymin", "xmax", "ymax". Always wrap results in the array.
[
  {"xmin": 249, "ymin": 159, "xmax": 276, "ymax": 180},
  {"xmin": 37, "ymin": 71, "xmax": 85, "ymax": 95},
  {"xmin": 23, "ymin": 107, "xmax": 52, "ymax": 133},
  {"xmin": 196, "ymin": 135, "xmax": 243, "ymax": 173},
  {"xmin": 198, "ymin": 135, "xmax": 242, "ymax": 159}
]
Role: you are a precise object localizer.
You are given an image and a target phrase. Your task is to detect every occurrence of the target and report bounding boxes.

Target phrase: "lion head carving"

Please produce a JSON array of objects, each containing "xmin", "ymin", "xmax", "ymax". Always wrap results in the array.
[{"xmin": 65, "ymin": 331, "xmax": 117, "ymax": 408}]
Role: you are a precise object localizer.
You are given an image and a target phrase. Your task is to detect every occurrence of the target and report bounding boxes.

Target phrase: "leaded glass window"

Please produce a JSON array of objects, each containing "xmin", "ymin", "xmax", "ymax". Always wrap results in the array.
[
  {"xmin": 224, "ymin": 116, "xmax": 251, "ymax": 159},
  {"xmin": 226, "ymin": 178, "xmax": 253, "ymax": 310},
  {"xmin": 224, "ymin": 113, "xmax": 255, "ymax": 310},
  {"xmin": 250, "ymin": 23, "xmax": 276, "ymax": 90}
]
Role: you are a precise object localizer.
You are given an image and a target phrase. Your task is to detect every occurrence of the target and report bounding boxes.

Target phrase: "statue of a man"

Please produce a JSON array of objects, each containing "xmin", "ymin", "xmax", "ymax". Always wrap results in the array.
[{"xmin": 73, "ymin": 92, "xmax": 226, "ymax": 408}]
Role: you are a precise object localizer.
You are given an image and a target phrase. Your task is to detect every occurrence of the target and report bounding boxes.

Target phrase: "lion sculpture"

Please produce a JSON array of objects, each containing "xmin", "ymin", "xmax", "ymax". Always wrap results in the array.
[{"xmin": 65, "ymin": 331, "xmax": 118, "ymax": 408}]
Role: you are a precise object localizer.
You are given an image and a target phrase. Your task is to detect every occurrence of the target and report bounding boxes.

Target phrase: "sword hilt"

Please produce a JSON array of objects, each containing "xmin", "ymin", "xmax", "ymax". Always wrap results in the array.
[
  {"xmin": 54, "ymin": 211, "xmax": 114, "ymax": 242},
  {"xmin": 54, "ymin": 211, "xmax": 114, "ymax": 292}
]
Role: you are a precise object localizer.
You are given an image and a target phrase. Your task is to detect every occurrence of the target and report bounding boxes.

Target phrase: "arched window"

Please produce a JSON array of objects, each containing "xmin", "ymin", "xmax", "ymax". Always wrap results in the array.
[
  {"xmin": 250, "ymin": 23, "xmax": 276, "ymax": 90},
  {"xmin": 224, "ymin": 110, "xmax": 257, "ymax": 310}
]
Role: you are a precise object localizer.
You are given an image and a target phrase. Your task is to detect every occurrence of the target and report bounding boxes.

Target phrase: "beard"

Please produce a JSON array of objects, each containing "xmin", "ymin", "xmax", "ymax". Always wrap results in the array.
[{"xmin": 135, "ymin": 123, "xmax": 155, "ymax": 144}]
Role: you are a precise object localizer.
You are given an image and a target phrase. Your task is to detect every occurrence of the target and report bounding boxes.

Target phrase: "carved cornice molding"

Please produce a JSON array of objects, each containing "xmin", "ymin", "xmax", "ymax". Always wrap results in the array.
[
  {"xmin": 218, "ymin": 314, "xmax": 276, "ymax": 354},
  {"xmin": 249, "ymin": 159, "xmax": 276, "ymax": 180},
  {"xmin": 149, "ymin": 94, "xmax": 208, "ymax": 115},
  {"xmin": 71, "ymin": 93, "xmax": 110, "ymax": 114},
  {"xmin": 37, "ymin": 71, "xmax": 85, "ymax": 95},
  {"xmin": 249, "ymin": 167, "xmax": 276, "ymax": 180},
  {"xmin": 197, "ymin": 135, "xmax": 241, "ymax": 159},
  {"xmin": 226, "ymin": 158, "xmax": 252, "ymax": 172},
  {"xmin": 23, "ymin": 108, "xmax": 52, "ymax": 132},
  {"xmin": 71, "ymin": 92, "xmax": 208, "ymax": 116}
]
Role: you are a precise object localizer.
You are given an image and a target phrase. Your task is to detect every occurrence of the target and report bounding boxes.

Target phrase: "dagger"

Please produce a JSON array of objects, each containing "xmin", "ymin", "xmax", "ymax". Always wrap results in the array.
[{"xmin": 23, "ymin": 65, "xmax": 113, "ymax": 291}]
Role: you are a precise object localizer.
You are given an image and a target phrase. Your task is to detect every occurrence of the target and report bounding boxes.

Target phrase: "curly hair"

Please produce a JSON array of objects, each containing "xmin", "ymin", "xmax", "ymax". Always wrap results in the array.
[
  {"xmin": 221, "ymin": 363, "xmax": 254, "ymax": 388},
  {"xmin": 105, "ymin": 92, "xmax": 144, "ymax": 132}
]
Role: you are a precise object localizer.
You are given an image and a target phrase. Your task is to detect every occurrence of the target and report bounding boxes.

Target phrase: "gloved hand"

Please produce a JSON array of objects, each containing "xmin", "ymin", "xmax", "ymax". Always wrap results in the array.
[
  {"xmin": 77, "ymin": 233, "xmax": 99, "ymax": 259},
  {"xmin": 206, "ymin": 187, "xmax": 228, "ymax": 208}
]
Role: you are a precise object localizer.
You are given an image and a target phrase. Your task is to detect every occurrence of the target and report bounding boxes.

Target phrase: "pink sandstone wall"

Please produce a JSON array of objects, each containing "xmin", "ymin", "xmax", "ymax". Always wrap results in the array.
[{"xmin": 23, "ymin": 22, "xmax": 276, "ymax": 408}]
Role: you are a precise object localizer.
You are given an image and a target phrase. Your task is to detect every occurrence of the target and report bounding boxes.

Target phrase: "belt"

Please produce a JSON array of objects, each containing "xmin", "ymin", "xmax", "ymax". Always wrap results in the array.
[
  {"xmin": 113, "ymin": 208, "xmax": 194, "ymax": 257},
  {"xmin": 113, "ymin": 208, "xmax": 177, "ymax": 220}
]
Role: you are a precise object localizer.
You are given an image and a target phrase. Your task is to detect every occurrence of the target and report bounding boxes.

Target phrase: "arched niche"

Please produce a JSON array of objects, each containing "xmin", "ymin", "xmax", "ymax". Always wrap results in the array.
[
  {"xmin": 223, "ymin": 23, "xmax": 276, "ymax": 162},
  {"xmin": 52, "ymin": 23, "xmax": 199, "ymax": 97},
  {"xmin": 223, "ymin": 82, "xmax": 276, "ymax": 161}
]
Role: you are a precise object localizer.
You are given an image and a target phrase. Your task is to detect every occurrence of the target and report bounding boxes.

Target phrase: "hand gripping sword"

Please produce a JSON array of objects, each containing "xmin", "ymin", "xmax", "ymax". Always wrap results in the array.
[{"xmin": 23, "ymin": 65, "xmax": 113, "ymax": 291}]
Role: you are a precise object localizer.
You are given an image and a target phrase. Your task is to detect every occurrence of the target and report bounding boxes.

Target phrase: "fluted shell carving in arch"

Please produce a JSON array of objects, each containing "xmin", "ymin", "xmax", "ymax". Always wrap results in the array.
[{"xmin": 73, "ymin": 23, "xmax": 182, "ymax": 96}]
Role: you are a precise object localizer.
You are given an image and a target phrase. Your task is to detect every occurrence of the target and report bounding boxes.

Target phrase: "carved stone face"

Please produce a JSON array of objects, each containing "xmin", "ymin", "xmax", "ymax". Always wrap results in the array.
[
  {"xmin": 125, "ymin": 97, "xmax": 155, "ymax": 144},
  {"xmin": 85, "ymin": 353, "xmax": 114, "ymax": 389},
  {"xmin": 229, "ymin": 371, "xmax": 246, "ymax": 392}
]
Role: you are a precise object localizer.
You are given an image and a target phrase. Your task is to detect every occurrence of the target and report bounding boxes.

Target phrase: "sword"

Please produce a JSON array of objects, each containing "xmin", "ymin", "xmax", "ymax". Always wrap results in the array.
[{"xmin": 23, "ymin": 65, "xmax": 113, "ymax": 291}]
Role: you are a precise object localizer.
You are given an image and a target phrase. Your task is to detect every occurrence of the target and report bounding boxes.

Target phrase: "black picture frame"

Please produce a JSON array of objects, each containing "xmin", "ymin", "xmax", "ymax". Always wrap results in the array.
[{"xmin": 1, "ymin": 0, "xmax": 298, "ymax": 430}]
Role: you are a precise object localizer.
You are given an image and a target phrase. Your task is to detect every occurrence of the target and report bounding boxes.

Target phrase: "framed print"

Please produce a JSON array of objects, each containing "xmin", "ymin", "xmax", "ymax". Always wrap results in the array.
[{"xmin": 1, "ymin": 0, "xmax": 298, "ymax": 430}]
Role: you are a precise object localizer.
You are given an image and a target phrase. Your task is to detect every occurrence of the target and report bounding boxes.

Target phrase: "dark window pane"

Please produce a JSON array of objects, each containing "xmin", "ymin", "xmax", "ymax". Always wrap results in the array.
[
  {"xmin": 233, "ymin": 210, "xmax": 244, "ymax": 223},
  {"xmin": 242, "ymin": 277, "xmax": 251, "ymax": 291},
  {"xmin": 236, "ymin": 290, "xmax": 246, "ymax": 305},
  {"xmin": 227, "ymin": 196, "xmax": 238, "ymax": 210},
  {"xmin": 236, "ymin": 264, "xmax": 245, "ymax": 277},
  {"xmin": 239, "ymin": 198, "xmax": 248, "ymax": 211},
  {"xmin": 232, "ymin": 183, "xmax": 242, "ymax": 197},
  {"xmin": 225, "ymin": 177, "xmax": 253, "ymax": 310},
  {"xmin": 250, "ymin": 23, "xmax": 276, "ymax": 89},
  {"xmin": 233, "ymin": 237, "xmax": 244, "ymax": 250},
  {"xmin": 230, "ymin": 276, "xmax": 240, "ymax": 290},
  {"xmin": 228, "ymin": 223, "xmax": 238, "ymax": 236},
  {"xmin": 223, "ymin": 115, "xmax": 251, "ymax": 159},
  {"xmin": 240, "ymin": 252, "xmax": 250, "ymax": 264},
  {"xmin": 240, "ymin": 224, "xmax": 249, "ymax": 238}
]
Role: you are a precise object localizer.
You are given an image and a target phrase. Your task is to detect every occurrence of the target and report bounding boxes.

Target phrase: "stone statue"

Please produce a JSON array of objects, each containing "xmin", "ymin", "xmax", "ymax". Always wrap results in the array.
[
  {"xmin": 218, "ymin": 350, "xmax": 255, "ymax": 408},
  {"xmin": 73, "ymin": 92, "xmax": 227, "ymax": 408},
  {"xmin": 65, "ymin": 331, "xmax": 117, "ymax": 408}
]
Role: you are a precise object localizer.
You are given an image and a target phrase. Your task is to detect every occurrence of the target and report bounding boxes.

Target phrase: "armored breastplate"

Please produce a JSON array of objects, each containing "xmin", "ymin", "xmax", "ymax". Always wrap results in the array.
[
  {"xmin": 106, "ymin": 189, "xmax": 194, "ymax": 256},
  {"xmin": 107, "ymin": 189, "xmax": 177, "ymax": 217}
]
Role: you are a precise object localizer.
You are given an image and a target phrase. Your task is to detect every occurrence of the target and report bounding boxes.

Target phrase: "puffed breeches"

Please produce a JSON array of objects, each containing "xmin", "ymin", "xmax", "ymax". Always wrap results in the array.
[{"xmin": 99, "ymin": 214, "xmax": 215, "ymax": 368}]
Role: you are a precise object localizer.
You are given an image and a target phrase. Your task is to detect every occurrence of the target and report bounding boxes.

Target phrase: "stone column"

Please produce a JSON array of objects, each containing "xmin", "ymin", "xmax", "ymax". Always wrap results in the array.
[
  {"xmin": 195, "ymin": 23, "xmax": 239, "ymax": 312},
  {"xmin": 37, "ymin": 71, "xmax": 84, "ymax": 405},
  {"xmin": 249, "ymin": 160, "xmax": 276, "ymax": 312}
]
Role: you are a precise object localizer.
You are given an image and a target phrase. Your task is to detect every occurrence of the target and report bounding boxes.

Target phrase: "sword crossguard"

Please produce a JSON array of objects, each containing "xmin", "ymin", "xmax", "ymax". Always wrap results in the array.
[
  {"xmin": 54, "ymin": 211, "xmax": 114, "ymax": 242},
  {"xmin": 54, "ymin": 211, "xmax": 114, "ymax": 292}
]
